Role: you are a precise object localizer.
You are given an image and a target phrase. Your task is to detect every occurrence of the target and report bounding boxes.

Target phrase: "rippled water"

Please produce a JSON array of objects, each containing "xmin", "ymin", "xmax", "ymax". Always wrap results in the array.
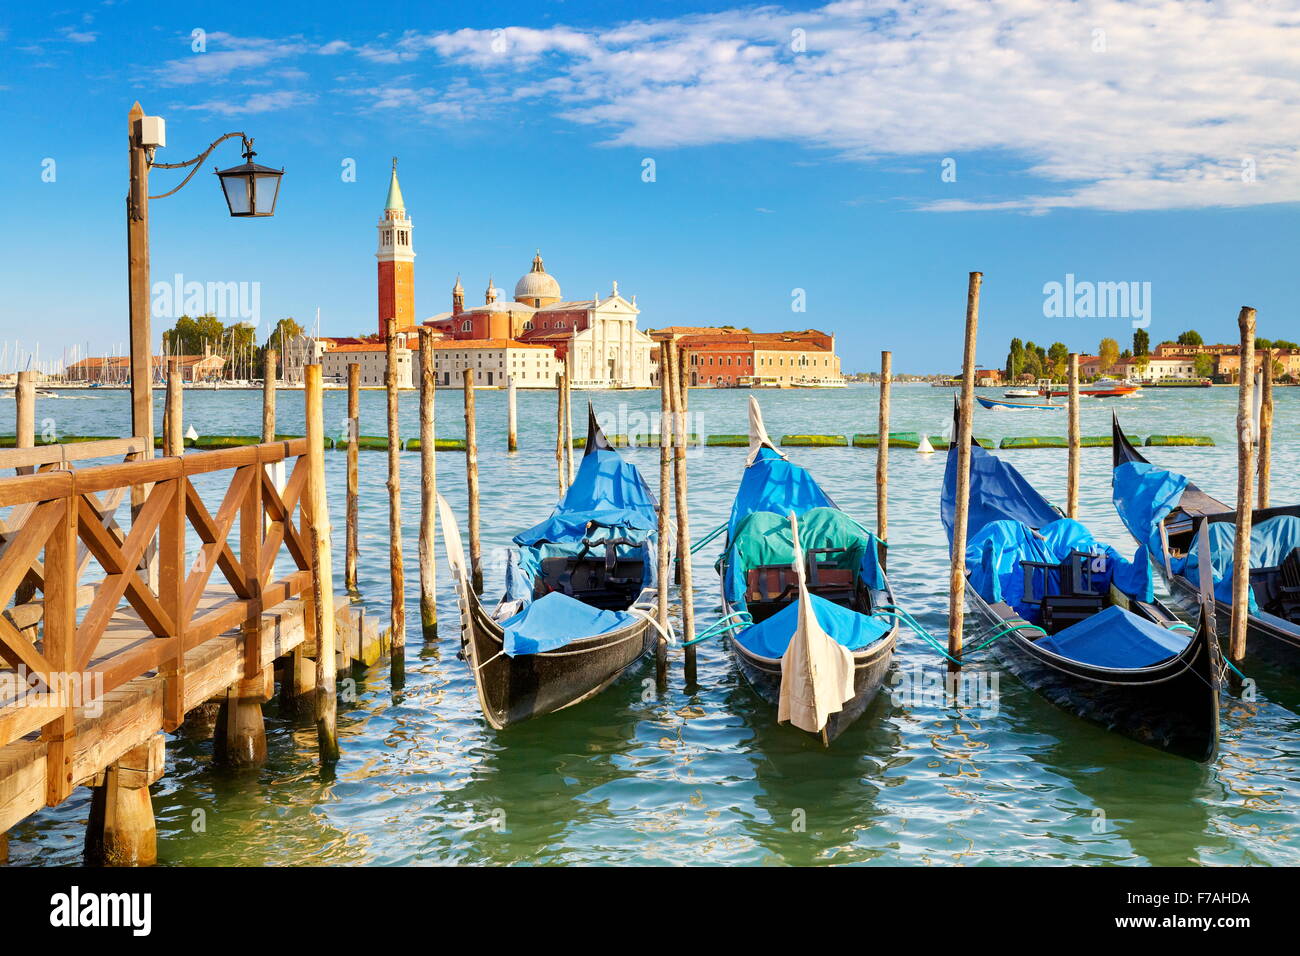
[{"xmin": 8, "ymin": 384, "xmax": 1299, "ymax": 866}]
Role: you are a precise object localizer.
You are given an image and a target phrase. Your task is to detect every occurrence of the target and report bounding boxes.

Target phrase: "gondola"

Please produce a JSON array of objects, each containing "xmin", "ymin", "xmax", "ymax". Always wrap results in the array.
[
  {"xmin": 437, "ymin": 406, "xmax": 660, "ymax": 729},
  {"xmin": 714, "ymin": 397, "xmax": 898, "ymax": 746},
  {"xmin": 942, "ymin": 414, "xmax": 1220, "ymax": 761},
  {"xmin": 1112, "ymin": 414, "xmax": 1300, "ymax": 666}
]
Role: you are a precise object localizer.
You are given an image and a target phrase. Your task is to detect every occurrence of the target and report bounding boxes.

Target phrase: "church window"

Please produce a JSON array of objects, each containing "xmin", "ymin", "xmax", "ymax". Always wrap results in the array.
[
  {"xmin": 524, "ymin": 321, "xmax": 533, "ymax": 331},
  {"xmin": 461, "ymin": 321, "xmax": 472, "ymax": 332}
]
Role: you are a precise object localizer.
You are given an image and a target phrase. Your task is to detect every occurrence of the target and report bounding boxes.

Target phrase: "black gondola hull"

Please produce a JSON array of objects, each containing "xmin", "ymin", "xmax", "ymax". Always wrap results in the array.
[
  {"xmin": 460, "ymin": 592, "xmax": 653, "ymax": 730},
  {"xmin": 724, "ymin": 598, "xmax": 897, "ymax": 746},
  {"xmin": 967, "ymin": 588, "xmax": 1220, "ymax": 762}
]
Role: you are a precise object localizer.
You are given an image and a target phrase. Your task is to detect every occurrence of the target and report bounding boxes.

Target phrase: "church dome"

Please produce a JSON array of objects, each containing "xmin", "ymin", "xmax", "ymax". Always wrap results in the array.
[{"xmin": 514, "ymin": 251, "xmax": 561, "ymax": 303}]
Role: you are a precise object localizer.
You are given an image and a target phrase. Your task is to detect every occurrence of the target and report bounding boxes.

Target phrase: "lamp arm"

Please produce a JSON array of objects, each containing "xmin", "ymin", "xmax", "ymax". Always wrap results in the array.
[{"xmin": 148, "ymin": 131, "xmax": 248, "ymax": 200}]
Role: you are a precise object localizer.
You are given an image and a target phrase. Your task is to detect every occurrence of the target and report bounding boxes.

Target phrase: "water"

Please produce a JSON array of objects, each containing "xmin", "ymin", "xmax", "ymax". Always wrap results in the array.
[{"xmin": 8, "ymin": 384, "xmax": 1299, "ymax": 865}]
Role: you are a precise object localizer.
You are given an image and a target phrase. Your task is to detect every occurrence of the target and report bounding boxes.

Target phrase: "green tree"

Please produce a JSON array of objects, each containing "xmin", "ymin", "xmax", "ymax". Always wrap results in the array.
[
  {"xmin": 1047, "ymin": 341, "xmax": 1069, "ymax": 381},
  {"xmin": 1099, "ymin": 337, "xmax": 1119, "ymax": 373},
  {"xmin": 1194, "ymin": 354, "xmax": 1216, "ymax": 379},
  {"xmin": 1132, "ymin": 328, "xmax": 1150, "ymax": 356},
  {"xmin": 1005, "ymin": 337, "xmax": 1024, "ymax": 381},
  {"xmin": 163, "ymin": 314, "xmax": 225, "ymax": 356},
  {"xmin": 266, "ymin": 317, "xmax": 305, "ymax": 355},
  {"xmin": 1177, "ymin": 329, "xmax": 1203, "ymax": 346}
]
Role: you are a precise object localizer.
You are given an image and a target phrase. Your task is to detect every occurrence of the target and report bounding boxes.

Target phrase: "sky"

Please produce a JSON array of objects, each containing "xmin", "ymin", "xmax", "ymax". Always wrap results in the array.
[{"xmin": 1, "ymin": 0, "xmax": 1297, "ymax": 373}]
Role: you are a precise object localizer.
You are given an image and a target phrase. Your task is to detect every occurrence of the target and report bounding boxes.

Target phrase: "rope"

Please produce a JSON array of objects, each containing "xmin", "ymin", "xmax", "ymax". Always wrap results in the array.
[
  {"xmin": 682, "ymin": 610, "xmax": 752, "ymax": 647},
  {"xmin": 871, "ymin": 604, "xmax": 962, "ymax": 664},
  {"xmin": 688, "ymin": 520, "xmax": 728, "ymax": 555},
  {"xmin": 627, "ymin": 604, "xmax": 677, "ymax": 646}
]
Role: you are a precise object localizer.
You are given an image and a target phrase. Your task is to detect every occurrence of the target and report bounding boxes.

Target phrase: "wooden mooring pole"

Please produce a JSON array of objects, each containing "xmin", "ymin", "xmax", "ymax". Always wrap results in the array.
[
  {"xmin": 655, "ymin": 343, "xmax": 673, "ymax": 685},
  {"xmin": 164, "ymin": 362, "xmax": 182, "ymax": 456},
  {"xmin": 947, "ymin": 271, "xmax": 982, "ymax": 672},
  {"xmin": 507, "ymin": 374, "xmax": 518, "ymax": 453},
  {"xmin": 1230, "ymin": 307, "xmax": 1257, "ymax": 666},
  {"xmin": 670, "ymin": 341, "xmax": 697, "ymax": 684},
  {"xmin": 15, "ymin": 370, "xmax": 33, "ymax": 466},
  {"xmin": 564, "ymin": 362, "xmax": 575, "ymax": 486},
  {"xmin": 555, "ymin": 372, "xmax": 565, "ymax": 496},
  {"xmin": 386, "ymin": 320, "xmax": 406, "ymax": 686},
  {"xmin": 1258, "ymin": 347, "xmax": 1273, "ymax": 509},
  {"xmin": 305, "ymin": 364, "xmax": 340, "ymax": 764},
  {"xmin": 345, "ymin": 362, "xmax": 360, "ymax": 593},
  {"xmin": 1067, "ymin": 353, "xmax": 1080, "ymax": 519},
  {"xmin": 877, "ymin": 350, "xmax": 891, "ymax": 543},
  {"xmin": 418, "ymin": 329, "xmax": 438, "ymax": 640},
  {"xmin": 261, "ymin": 349, "xmax": 276, "ymax": 443},
  {"xmin": 464, "ymin": 367, "xmax": 483, "ymax": 594}
]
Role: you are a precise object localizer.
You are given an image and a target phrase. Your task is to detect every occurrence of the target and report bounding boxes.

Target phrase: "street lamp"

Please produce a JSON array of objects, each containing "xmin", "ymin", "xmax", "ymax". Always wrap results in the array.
[{"xmin": 126, "ymin": 102, "xmax": 284, "ymax": 449}]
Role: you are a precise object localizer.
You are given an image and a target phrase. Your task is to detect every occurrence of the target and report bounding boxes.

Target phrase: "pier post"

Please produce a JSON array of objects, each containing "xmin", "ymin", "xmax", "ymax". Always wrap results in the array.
[
  {"xmin": 214, "ymin": 671, "xmax": 272, "ymax": 768},
  {"xmin": 0, "ymin": 831, "xmax": 7, "ymax": 864},
  {"xmin": 564, "ymin": 358, "xmax": 575, "ymax": 486},
  {"xmin": 655, "ymin": 343, "xmax": 672, "ymax": 685},
  {"xmin": 261, "ymin": 349, "xmax": 276, "ymax": 443},
  {"xmin": 345, "ymin": 362, "xmax": 360, "ymax": 593},
  {"xmin": 418, "ymin": 328, "xmax": 438, "ymax": 640},
  {"xmin": 947, "ymin": 271, "xmax": 982, "ymax": 672},
  {"xmin": 507, "ymin": 374, "xmax": 518, "ymax": 453},
  {"xmin": 555, "ymin": 372, "xmax": 565, "ymax": 496},
  {"xmin": 1229, "ymin": 307, "xmax": 1257, "ymax": 665},
  {"xmin": 305, "ymin": 364, "xmax": 340, "ymax": 764},
  {"xmin": 84, "ymin": 737, "xmax": 163, "ymax": 866},
  {"xmin": 877, "ymin": 350, "xmax": 891, "ymax": 543},
  {"xmin": 386, "ymin": 320, "xmax": 406, "ymax": 686},
  {"xmin": 15, "ymin": 370, "xmax": 34, "ymax": 457},
  {"xmin": 1067, "ymin": 353, "xmax": 1080, "ymax": 519},
  {"xmin": 164, "ymin": 362, "xmax": 183, "ymax": 456},
  {"xmin": 464, "ymin": 367, "xmax": 483, "ymax": 594},
  {"xmin": 1258, "ymin": 347, "xmax": 1273, "ymax": 508},
  {"xmin": 669, "ymin": 341, "xmax": 697, "ymax": 684}
]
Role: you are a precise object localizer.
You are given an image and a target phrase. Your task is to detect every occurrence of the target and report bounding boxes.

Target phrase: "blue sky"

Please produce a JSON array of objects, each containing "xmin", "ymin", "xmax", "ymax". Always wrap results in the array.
[{"xmin": 1, "ymin": 0, "xmax": 1297, "ymax": 373}]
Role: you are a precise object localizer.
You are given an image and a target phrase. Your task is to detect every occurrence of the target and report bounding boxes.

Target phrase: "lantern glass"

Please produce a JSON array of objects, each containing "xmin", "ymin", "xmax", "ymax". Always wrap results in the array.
[{"xmin": 215, "ymin": 160, "xmax": 283, "ymax": 217}]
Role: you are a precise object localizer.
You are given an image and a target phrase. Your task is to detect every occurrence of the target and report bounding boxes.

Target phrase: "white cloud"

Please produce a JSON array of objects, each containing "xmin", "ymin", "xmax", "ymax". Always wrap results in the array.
[
  {"xmin": 177, "ymin": 90, "xmax": 317, "ymax": 115},
  {"xmin": 155, "ymin": 32, "xmax": 309, "ymax": 85},
  {"xmin": 359, "ymin": 0, "xmax": 1300, "ymax": 213}
]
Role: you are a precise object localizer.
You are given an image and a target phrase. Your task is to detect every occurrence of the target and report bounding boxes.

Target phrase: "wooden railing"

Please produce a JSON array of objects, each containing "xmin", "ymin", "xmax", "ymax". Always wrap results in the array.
[{"xmin": 0, "ymin": 439, "xmax": 312, "ymax": 805}]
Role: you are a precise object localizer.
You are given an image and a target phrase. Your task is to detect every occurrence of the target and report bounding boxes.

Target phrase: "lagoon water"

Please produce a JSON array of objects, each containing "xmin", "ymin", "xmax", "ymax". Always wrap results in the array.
[{"xmin": 8, "ymin": 383, "xmax": 1299, "ymax": 866}]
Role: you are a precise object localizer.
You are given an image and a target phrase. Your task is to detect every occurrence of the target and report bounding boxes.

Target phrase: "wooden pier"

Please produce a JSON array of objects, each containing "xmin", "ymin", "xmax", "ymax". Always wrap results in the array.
[{"xmin": 0, "ymin": 434, "xmax": 382, "ymax": 865}]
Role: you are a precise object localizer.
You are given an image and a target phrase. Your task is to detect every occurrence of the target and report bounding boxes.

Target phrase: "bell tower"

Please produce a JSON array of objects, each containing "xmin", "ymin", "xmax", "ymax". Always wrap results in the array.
[{"xmin": 376, "ymin": 157, "xmax": 415, "ymax": 336}]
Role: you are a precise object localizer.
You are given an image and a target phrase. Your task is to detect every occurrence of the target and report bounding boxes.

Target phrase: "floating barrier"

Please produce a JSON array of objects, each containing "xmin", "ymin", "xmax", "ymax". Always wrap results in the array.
[
  {"xmin": 405, "ymin": 438, "xmax": 468, "ymax": 451},
  {"xmin": 192, "ymin": 434, "xmax": 334, "ymax": 450},
  {"xmin": 634, "ymin": 433, "xmax": 701, "ymax": 445},
  {"xmin": 922, "ymin": 435, "xmax": 995, "ymax": 450},
  {"xmin": 999, "ymin": 435, "xmax": 1115, "ymax": 449},
  {"xmin": 853, "ymin": 432, "xmax": 922, "ymax": 448},
  {"xmin": 706, "ymin": 434, "xmax": 749, "ymax": 447},
  {"xmin": 1145, "ymin": 434, "xmax": 1215, "ymax": 446},
  {"xmin": 570, "ymin": 434, "xmax": 630, "ymax": 448},
  {"xmin": 780, "ymin": 434, "xmax": 849, "ymax": 447}
]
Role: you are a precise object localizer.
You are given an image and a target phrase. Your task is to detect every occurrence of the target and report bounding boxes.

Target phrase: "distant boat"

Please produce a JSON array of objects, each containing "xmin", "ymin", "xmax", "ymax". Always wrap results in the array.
[
  {"xmin": 977, "ymin": 395, "xmax": 1064, "ymax": 411},
  {"xmin": 1041, "ymin": 378, "xmax": 1140, "ymax": 398},
  {"xmin": 1003, "ymin": 387, "xmax": 1039, "ymax": 398}
]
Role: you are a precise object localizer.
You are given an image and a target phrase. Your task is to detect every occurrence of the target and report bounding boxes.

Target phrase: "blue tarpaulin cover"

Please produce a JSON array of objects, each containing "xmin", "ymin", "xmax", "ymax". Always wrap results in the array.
[
  {"xmin": 965, "ymin": 515, "xmax": 1153, "ymax": 623},
  {"xmin": 1178, "ymin": 515, "xmax": 1300, "ymax": 607},
  {"xmin": 1113, "ymin": 461, "xmax": 1190, "ymax": 554},
  {"xmin": 497, "ymin": 591, "xmax": 636, "ymax": 657},
  {"xmin": 942, "ymin": 440, "xmax": 1060, "ymax": 549},
  {"xmin": 1035, "ymin": 604, "xmax": 1188, "ymax": 668},
  {"xmin": 727, "ymin": 446, "xmax": 835, "ymax": 539},
  {"xmin": 514, "ymin": 444, "xmax": 657, "ymax": 548},
  {"xmin": 736, "ymin": 592, "xmax": 892, "ymax": 659}
]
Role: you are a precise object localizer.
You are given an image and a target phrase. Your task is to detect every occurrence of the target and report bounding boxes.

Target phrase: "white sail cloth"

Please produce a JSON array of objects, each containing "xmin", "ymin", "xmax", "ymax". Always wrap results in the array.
[{"xmin": 776, "ymin": 512, "xmax": 856, "ymax": 734}]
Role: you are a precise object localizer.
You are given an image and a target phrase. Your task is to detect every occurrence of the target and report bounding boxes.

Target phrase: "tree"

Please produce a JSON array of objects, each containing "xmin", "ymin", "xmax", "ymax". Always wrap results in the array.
[
  {"xmin": 1177, "ymin": 330, "xmax": 1203, "ymax": 346},
  {"xmin": 1098, "ymin": 337, "xmax": 1119, "ymax": 373},
  {"xmin": 1194, "ymin": 354, "xmax": 1216, "ymax": 379},
  {"xmin": 163, "ymin": 314, "xmax": 224, "ymax": 356},
  {"xmin": 1132, "ymin": 328, "xmax": 1150, "ymax": 356},
  {"xmin": 1047, "ymin": 341, "xmax": 1069, "ymax": 381},
  {"xmin": 266, "ymin": 317, "xmax": 305, "ymax": 355},
  {"xmin": 1005, "ymin": 337, "xmax": 1024, "ymax": 381}
]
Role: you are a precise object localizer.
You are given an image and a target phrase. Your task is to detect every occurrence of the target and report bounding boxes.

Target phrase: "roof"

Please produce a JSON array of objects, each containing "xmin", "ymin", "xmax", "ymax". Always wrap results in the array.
[
  {"xmin": 68, "ymin": 355, "xmax": 224, "ymax": 369},
  {"xmin": 427, "ymin": 338, "xmax": 554, "ymax": 350},
  {"xmin": 324, "ymin": 343, "xmax": 413, "ymax": 354},
  {"xmin": 385, "ymin": 164, "xmax": 404, "ymax": 211}
]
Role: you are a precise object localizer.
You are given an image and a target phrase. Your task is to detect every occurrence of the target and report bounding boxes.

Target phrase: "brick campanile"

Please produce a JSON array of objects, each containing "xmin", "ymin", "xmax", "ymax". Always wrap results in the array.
[{"xmin": 376, "ymin": 158, "xmax": 415, "ymax": 336}]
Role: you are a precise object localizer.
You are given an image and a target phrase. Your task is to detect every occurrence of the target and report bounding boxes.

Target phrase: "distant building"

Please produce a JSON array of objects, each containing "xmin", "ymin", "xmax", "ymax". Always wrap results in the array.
[
  {"xmin": 320, "ymin": 343, "xmax": 414, "ymax": 387},
  {"xmin": 649, "ymin": 328, "xmax": 843, "ymax": 387},
  {"xmin": 66, "ymin": 354, "xmax": 225, "ymax": 384}
]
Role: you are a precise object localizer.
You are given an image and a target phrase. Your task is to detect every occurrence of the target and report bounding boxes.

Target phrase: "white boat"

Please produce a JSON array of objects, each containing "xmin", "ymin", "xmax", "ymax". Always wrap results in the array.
[{"xmin": 1003, "ymin": 387, "xmax": 1039, "ymax": 398}]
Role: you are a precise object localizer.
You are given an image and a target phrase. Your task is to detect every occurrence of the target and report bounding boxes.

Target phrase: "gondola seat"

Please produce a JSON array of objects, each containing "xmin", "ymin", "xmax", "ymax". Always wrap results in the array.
[
  {"xmin": 745, "ymin": 548, "xmax": 861, "ymax": 622},
  {"xmin": 536, "ymin": 552, "xmax": 646, "ymax": 611},
  {"xmin": 1023, "ymin": 550, "xmax": 1106, "ymax": 635},
  {"xmin": 1279, "ymin": 548, "xmax": 1300, "ymax": 624}
]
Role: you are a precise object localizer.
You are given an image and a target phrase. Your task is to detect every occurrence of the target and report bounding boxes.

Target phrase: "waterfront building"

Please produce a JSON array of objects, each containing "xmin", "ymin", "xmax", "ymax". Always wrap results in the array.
[
  {"xmin": 425, "ymin": 255, "xmax": 656, "ymax": 388},
  {"xmin": 66, "ymin": 353, "xmax": 225, "ymax": 384},
  {"xmin": 320, "ymin": 342, "xmax": 414, "ymax": 387},
  {"xmin": 649, "ymin": 328, "xmax": 843, "ymax": 387},
  {"xmin": 425, "ymin": 338, "xmax": 563, "ymax": 388}
]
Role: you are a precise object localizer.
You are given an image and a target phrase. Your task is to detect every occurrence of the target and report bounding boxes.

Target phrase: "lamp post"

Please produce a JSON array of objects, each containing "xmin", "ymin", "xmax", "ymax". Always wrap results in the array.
[{"xmin": 126, "ymin": 101, "xmax": 283, "ymax": 446}]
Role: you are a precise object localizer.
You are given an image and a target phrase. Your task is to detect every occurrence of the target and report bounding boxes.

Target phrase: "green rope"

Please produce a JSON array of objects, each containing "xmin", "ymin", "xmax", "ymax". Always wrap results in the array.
[
  {"xmin": 1167, "ymin": 623, "xmax": 1195, "ymax": 633},
  {"xmin": 871, "ymin": 604, "xmax": 962, "ymax": 664},
  {"xmin": 682, "ymin": 610, "xmax": 753, "ymax": 647},
  {"xmin": 688, "ymin": 520, "xmax": 729, "ymax": 555},
  {"xmin": 969, "ymin": 619, "xmax": 1048, "ymax": 652}
]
